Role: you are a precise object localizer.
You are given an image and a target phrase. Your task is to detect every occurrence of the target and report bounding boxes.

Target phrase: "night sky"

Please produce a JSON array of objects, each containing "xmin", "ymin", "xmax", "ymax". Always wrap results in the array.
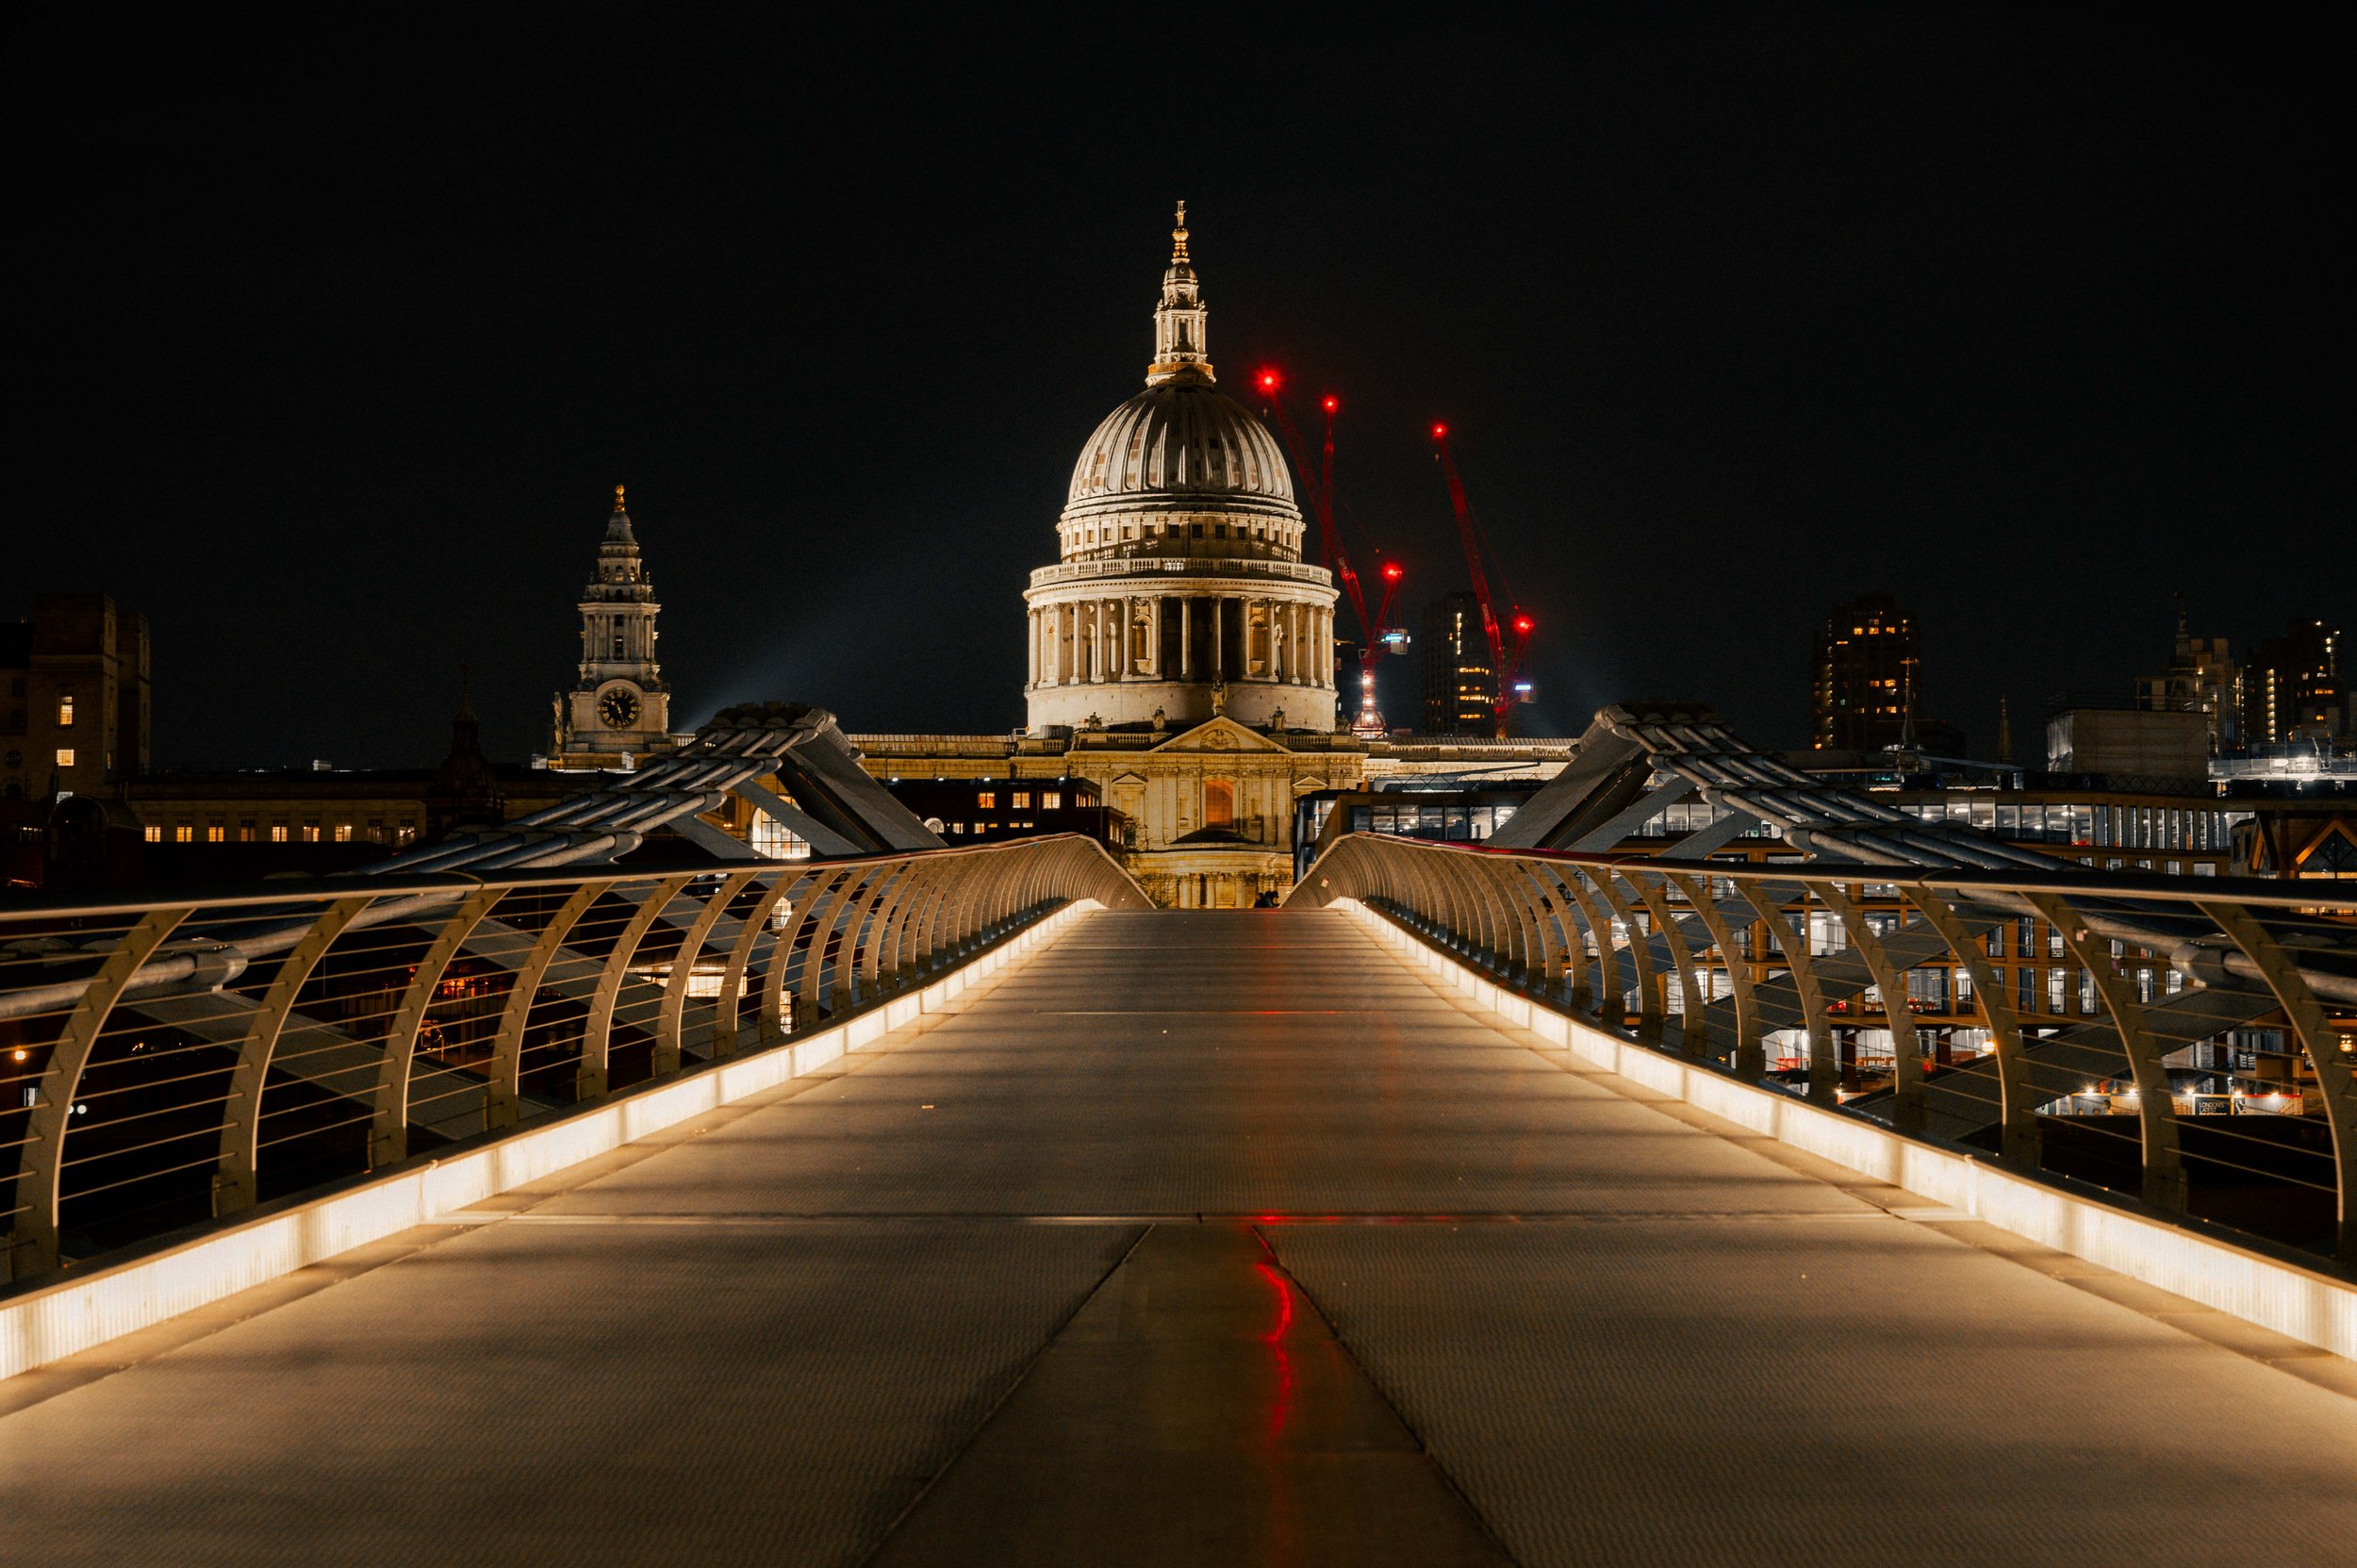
[{"xmin": 9, "ymin": 8, "xmax": 2348, "ymax": 767}]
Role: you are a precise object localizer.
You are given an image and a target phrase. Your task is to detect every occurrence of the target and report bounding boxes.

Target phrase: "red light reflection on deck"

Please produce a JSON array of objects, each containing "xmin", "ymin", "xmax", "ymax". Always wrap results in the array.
[{"xmin": 1253, "ymin": 1260, "xmax": 1298, "ymax": 1444}]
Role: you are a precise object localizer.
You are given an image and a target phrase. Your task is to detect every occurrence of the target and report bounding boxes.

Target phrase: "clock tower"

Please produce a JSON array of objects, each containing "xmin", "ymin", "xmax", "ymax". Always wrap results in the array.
[{"xmin": 551, "ymin": 485, "xmax": 672, "ymax": 768}]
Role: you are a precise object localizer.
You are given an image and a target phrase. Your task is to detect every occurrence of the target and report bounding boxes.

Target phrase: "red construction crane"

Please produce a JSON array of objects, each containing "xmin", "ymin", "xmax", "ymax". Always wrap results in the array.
[
  {"xmin": 1255, "ymin": 371, "xmax": 1407, "ymax": 734},
  {"xmin": 1431, "ymin": 424, "xmax": 1532, "ymax": 738}
]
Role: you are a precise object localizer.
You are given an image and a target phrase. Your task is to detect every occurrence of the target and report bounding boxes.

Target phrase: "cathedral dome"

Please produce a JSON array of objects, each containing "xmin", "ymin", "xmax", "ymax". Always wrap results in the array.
[
  {"xmin": 1065, "ymin": 381, "xmax": 1294, "ymax": 507},
  {"xmin": 1026, "ymin": 206, "xmax": 1340, "ymax": 740},
  {"xmin": 1055, "ymin": 204, "xmax": 1307, "ymax": 555}
]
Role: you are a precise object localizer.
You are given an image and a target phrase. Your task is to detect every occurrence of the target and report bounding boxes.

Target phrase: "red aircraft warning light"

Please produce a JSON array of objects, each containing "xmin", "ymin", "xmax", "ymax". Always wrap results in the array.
[
  {"xmin": 1382, "ymin": 560, "xmax": 1403, "ymax": 582},
  {"xmin": 1322, "ymin": 395, "xmax": 1337, "ymax": 412}
]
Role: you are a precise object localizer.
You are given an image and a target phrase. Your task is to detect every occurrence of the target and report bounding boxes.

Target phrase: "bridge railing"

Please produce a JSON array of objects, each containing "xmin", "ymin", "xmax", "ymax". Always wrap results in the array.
[
  {"xmin": 1289, "ymin": 834, "xmax": 2357, "ymax": 1263},
  {"xmin": 0, "ymin": 834, "xmax": 1145, "ymax": 1284}
]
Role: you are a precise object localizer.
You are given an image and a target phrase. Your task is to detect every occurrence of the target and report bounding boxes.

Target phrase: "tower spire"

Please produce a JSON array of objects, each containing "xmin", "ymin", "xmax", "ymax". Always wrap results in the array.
[
  {"xmin": 1148, "ymin": 200, "xmax": 1212, "ymax": 386},
  {"xmin": 614, "ymin": 483, "xmax": 627, "ymax": 514}
]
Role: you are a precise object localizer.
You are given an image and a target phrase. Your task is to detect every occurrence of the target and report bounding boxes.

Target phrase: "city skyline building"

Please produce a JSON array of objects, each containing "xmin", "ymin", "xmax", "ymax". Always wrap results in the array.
[
  {"xmin": 0, "ymin": 593, "xmax": 150, "ymax": 802},
  {"xmin": 1419, "ymin": 592, "xmax": 1496, "ymax": 737},
  {"xmin": 2244, "ymin": 617, "xmax": 2344, "ymax": 745},
  {"xmin": 1810, "ymin": 594, "xmax": 1920, "ymax": 751},
  {"xmin": 2134, "ymin": 596, "xmax": 2243, "ymax": 755}
]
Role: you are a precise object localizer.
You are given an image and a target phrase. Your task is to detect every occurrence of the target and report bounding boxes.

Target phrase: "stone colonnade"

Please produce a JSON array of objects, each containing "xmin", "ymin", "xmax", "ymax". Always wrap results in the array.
[{"xmin": 1026, "ymin": 595, "xmax": 1334, "ymax": 689}]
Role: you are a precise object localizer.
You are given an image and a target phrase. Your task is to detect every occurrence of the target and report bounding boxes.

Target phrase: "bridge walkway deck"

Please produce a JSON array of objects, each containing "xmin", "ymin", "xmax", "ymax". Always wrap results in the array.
[{"xmin": 2, "ymin": 909, "xmax": 2352, "ymax": 1565}]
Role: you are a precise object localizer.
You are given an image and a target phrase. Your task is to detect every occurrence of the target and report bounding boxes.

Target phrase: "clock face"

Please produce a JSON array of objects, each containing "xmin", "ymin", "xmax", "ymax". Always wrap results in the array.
[{"xmin": 599, "ymin": 688, "xmax": 642, "ymax": 730}]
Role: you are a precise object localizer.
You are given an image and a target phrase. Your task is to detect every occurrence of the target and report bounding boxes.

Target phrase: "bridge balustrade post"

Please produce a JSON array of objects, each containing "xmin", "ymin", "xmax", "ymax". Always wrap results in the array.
[
  {"xmin": 216, "ymin": 895, "xmax": 376, "ymax": 1216},
  {"xmin": 765, "ymin": 867, "xmax": 852, "ymax": 1040},
  {"xmin": 1738, "ymin": 882, "xmax": 1838, "ymax": 1105},
  {"xmin": 1904, "ymin": 886, "xmax": 2039, "ymax": 1168},
  {"xmin": 1478, "ymin": 858, "xmax": 1542, "ymax": 984},
  {"xmin": 1506, "ymin": 861, "xmax": 1566, "ymax": 995},
  {"xmin": 839, "ymin": 861, "xmax": 909, "ymax": 1006},
  {"xmin": 1405, "ymin": 845, "xmax": 1460, "ymax": 947},
  {"xmin": 2200, "ymin": 898, "xmax": 2357, "ymax": 1263},
  {"xmin": 1622, "ymin": 870, "xmax": 1708, "ymax": 1061},
  {"xmin": 1432, "ymin": 852, "xmax": 1496, "ymax": 966},
  {"xmin": 657, "ymin": 870, "xmax": 760, "ymax": 1080},
  {"xmin": 574, "ymin": 875, "xmax": 695, "ymax": 1102},
  {"xmin": 802, "ymin": 867, "xmax": 878, "ymax": 1021},
  {"xmin": 486, "ymin": 881, "xmax": 614, "ymax": 1129},
  {"xmin": 1434, "ymin": 850, "xmax": 1488, "ymax": 956},
  {"xmin": 876, "ymin": 861, "xmax": 945, "ymax": 982},
  {"xmin": 1820, "ymin": 881, "xmax": 1927, "ymax": 1133},
  {"xmin": 373, "ymin": 886, "xmax": 507, "ymax": 1166},
  {"xmin": 1580, "ymin": 869, "xmax": 1662, "ymax": 1041},
  {"xmin": 9, "ymin": 907, "xmax": 192, "ymax": 1279},
  {"xmin": 1669, "ymin": 870, "xmax": 1762, "ymax": 1079},
  {"xmin": 712, "ymin": 872, "xmax": 808, "ymax": 1060},
  {"xmin": 1545, "ymin": 866, "xmax": 1615, "ymax": 1017},
  {"xmin": 909, "ymin": 857, "xmax": 962, "ymax": 971},
  {"xmin": 2029, "ymin": 892, "xmax": 2185, "ymax": 1213}
]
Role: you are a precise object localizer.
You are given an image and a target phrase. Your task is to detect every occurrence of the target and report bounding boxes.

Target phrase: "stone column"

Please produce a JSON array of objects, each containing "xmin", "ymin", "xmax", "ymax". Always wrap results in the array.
[
  {"xmin": 1179, "ymin": 599, "xmax": 1192, "ymax": 679},
  {"xmin": 1027, "ymin": 609, "xmax": 1039, "ymax": 686},
  {"xmin": 1211, "ymin": 598, "xmax": 1225, "ymax": 682}
]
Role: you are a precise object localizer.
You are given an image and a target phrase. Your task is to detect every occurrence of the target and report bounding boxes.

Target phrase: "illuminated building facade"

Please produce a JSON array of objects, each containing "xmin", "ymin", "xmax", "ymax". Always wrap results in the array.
[
  {"xmin": 839, "ymin": 211, "xmax": 1574, "ymax": 906},
  {"xmin": 1419, "ymin": 591, "xmax": 1496, "ymax": 736},
  {"xmin": 550, "ymin": 486, "xmax": 675, "ymax": 768},
  {"xmin": 1, "ymin": 593, "xmax": 149, "ymax": 802},
  {"xmin": 1811, "ymin": 594, "xmax": 1920, "ymax": 751},
  {"xmin": 2134, "ymin": 600, "xmax": 2243, "ymax": 754},
  {"xmin": 2244, "ymin": 618, "xmax": 2344, "ymax": 745},
  {"xmin": 1022, "ymin": 206, "xmax": 1340, "ymax": 736}
]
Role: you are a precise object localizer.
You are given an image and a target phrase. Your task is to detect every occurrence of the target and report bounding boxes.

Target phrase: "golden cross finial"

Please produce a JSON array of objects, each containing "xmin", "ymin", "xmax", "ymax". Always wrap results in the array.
[
  {"xmin": 1171, "ymin": 200, "xmax": 1190, "ymax": 264},
  {"xmin": 613, "ymin": 484, "xmax": 626, "ymax": 513}
]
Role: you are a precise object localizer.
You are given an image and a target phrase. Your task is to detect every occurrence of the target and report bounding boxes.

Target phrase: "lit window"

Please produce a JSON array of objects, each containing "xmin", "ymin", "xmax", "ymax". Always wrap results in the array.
[
  {"xmin": 143, "ymin": 824, "xmax": 161, "ymax": 843},
  {"xmin": 334, "ymin": 824, "xmax": 354, "ymax": 843},
  {"xmin": 271, "ymin": 824, "xmax": 288, "ymax": 843},
  {"xmin": 206, "ymin": 825, "xmax": 224, "ymax": 843},
  {"xmin": 1042, "ymin": 791, "xmax": 1062, "ymax": 810},
  {"xmin": 749, "ymin": 814, "xmax": 812, "ymax": 861},
  {"xmin": 1012, "ymin": 791, "xmax": 1031, "ymax": 809},
  {"xmin": 57, "ymin": 693, "xmax": 74, "ymax": 728},
  {"xmin": 54, "ymin": 748, "xmax": 74, "ymax": 767},
  {"xmin": 302, "ymin": 824, "xmax": 321, "ymax": 843},
  {"xmin": 976, "ymin": 791, "xmax": 997, "ymax": 809},
  {"xmin": 239, "ymin": 822, "xmax": 255, "ymax": 842},
  {"xmin": 174, "ymin": 825, "xmax": 192, "ymax": 843}
]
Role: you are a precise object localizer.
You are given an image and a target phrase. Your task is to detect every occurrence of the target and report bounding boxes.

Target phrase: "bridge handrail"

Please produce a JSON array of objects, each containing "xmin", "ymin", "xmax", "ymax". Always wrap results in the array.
[
  {"xmin": 0, "ymin": 834, "xmax": 1146, "ymax": 1286},
  {"xmin": 1287, "ymin": 833, "xmax": 2357, "ymax": 1266}
]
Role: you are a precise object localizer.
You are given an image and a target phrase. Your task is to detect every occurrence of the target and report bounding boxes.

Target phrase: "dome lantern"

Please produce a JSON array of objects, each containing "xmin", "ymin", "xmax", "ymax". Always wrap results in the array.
[{"xmin": 1147, "ymin": 200, "xmax": 1212, "ymax": 387}]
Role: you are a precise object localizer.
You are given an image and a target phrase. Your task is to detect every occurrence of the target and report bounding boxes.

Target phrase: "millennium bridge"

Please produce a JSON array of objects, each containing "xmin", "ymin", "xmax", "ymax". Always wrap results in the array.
[{"xmin": 3, "ymin": 704, "xmax": 2352, "ymax": 1565}]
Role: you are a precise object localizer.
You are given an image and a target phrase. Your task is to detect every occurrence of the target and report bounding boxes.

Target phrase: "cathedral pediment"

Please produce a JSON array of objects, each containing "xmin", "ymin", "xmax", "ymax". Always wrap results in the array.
[{"xmin": 1150, "ymin": 718, "xmax": 1293, "ymax": 755}]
